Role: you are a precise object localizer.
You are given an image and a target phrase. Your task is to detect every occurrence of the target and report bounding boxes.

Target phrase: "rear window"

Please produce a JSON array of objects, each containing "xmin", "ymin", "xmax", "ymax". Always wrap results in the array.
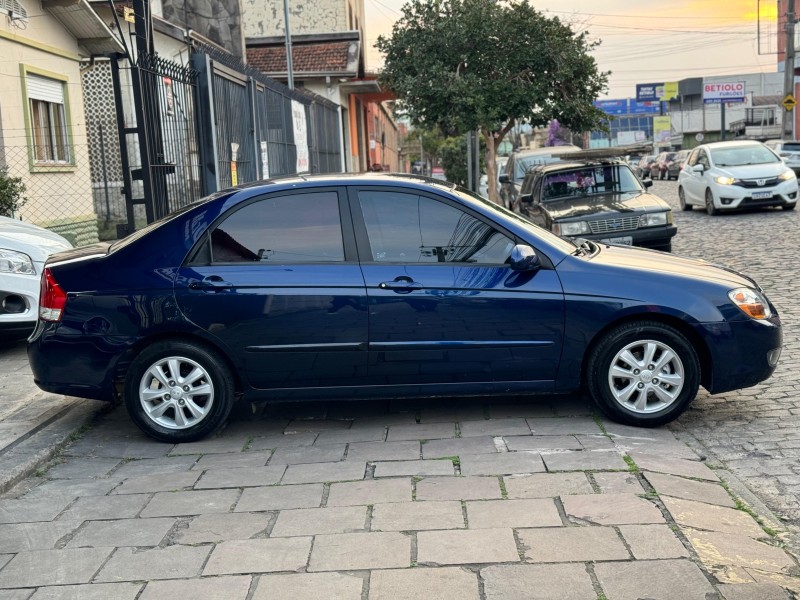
[{"xmin": 781, "ymin": 143, "xmax": 800, "ymax": 152}]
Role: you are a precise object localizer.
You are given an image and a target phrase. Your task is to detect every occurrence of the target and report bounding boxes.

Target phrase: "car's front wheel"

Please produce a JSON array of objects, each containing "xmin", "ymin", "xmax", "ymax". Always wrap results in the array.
[
  {"xmin": 783, "ymin": 203, "xmax": 796, "ymax": 211},
  {"xmin": 124, "ymin": 340, "xmax": 235, "ymax": 443},
  {"xmin": 705, "ymin": 188, "xmax": 717, "ymax": 216},
  {"xmin": 678, "ymin": 187, "xmax": 691, "ymax": 211},
  {"xmin": 586, "ymin": 321, "xmax": 700, "ymax": 427}
]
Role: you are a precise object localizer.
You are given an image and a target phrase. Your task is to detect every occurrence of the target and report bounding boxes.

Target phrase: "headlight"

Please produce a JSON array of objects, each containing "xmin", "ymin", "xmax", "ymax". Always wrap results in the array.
[
  {"xmin": 714, "ymin": 176, "xmax": 737, "ymax": 185},
  {"xmin": 639, "ymin": 211, "xmax": 671, "ymax": 227},
  {"xmin": 778, "ymin": 169, "xmax": 796, "ymax": 181},
  {"xmin": 728, "ymin": 287, "xmax": 772, "ymax": 320},
  {"xmin": 553, "ymin": 221, "xmax": 590, "ymax": 236},
  {"xmin": 0, "ymin": 249, "xmax": 35, "ymax": 275}
]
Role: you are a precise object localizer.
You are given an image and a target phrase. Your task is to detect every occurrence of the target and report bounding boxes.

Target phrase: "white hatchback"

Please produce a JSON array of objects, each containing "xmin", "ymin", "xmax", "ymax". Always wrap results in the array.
[
  {"xmin": 677, "ymin": 141, "xmax": 798, "ymax": 215},
  {"xmin": 0, "ymin": 217, "xmax": 72, "ymax": 338}
]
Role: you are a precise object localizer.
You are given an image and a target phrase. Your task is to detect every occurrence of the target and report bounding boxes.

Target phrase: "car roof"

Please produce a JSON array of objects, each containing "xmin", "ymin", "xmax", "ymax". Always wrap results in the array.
[
  {"xmin": 527, "ymin": 159, "xmax": 629, "ymax": 175},
  {"xmin": 698, "ymin": 140, "xmax": 766, "ymax": 150},
  {"xmin": 512, "ymin": 145, "xmax": 582, "ymax": 158}
]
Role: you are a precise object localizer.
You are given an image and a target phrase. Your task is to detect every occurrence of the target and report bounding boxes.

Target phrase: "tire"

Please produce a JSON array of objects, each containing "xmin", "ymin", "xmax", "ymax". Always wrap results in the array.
[
  {"xmin": 124, "ymin": 340, "xmax": 235, "ymax": 442},
  {"xmin": 678, "ymin": 187, "xmax": 691, "ymax": 211},
  {"xmin": 783, "ymin": 203, "xmax": 796, "ymax": 211},
  {"xmin": 586, "ymin": 321, "xmax": 700, "ymax": 427},
  {"xmin": 705, "ymin": 188, "xmax": 717, "ymax": 216}
]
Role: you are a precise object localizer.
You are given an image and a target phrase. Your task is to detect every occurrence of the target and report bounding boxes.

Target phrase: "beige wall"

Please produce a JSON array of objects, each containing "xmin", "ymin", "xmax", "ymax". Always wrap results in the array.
[{"xmin": 244, "ymin": 0, "xmax": 347, "ymax": 38}]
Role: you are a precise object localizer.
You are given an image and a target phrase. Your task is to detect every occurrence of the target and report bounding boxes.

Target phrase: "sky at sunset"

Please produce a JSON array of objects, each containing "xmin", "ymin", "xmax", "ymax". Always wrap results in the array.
[{"xmin": 363, "ymin": 0, "xmax": 779, "ymax": 99}]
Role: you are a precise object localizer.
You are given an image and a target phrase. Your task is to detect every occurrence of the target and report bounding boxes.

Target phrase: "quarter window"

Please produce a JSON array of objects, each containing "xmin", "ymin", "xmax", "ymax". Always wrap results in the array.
[
  {"xmin": 26, "ymin": 74, "xmax": 70, "ymax": 164},
  {"xmin": 210, "ymin": 192, "xmax": 345, "ymax": 263},
  {"xmin": 358, "ymin": 190, "xmax": 514, "ymax": 264}
]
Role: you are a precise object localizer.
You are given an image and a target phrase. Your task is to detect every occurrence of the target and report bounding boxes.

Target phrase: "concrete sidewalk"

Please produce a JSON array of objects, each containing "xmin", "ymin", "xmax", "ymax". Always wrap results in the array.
[{"xmin": 0, "ymin": 341, "xmax": 798, "ymax": 599}]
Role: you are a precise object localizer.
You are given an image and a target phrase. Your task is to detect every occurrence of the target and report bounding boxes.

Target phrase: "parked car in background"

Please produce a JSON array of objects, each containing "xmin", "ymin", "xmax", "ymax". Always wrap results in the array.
[
  {"xmin": 649, "ymin": 151, "xmax": 677, "ymax": 180},
  {"xmin": 0, "ymin": 217, "xmax": 72, "ymax": 339},
  {"xmin": 500, "ymin": 145, "xmax": 581, "ymax": 208},
  {"xmin": 666, "ymin": 149, "xmax": 690, "ymax": 180},
  {"xmin": 519, "ymin": 159, "xmax": 676, "ymax": 251},
  {"xmin": 28, "ymin": 174, "xmax": 781, "ymax": 442},
  {"xmin": 634, "ymin": 155, "xmax": 656, "ymax": 178},
  {"xmin": 677, "ymin": 141, "xmax": 798, "ymax": 215},
  {"xmin": 763, "ymin": 139, "xmax": 800, "ymax": 176}
]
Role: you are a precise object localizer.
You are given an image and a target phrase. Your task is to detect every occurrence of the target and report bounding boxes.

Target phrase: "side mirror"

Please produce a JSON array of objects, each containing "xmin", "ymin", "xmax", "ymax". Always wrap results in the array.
[
  {"xmin": 499, "ymin": 174, "xmax": 510, "ymax": 184},
  {"xmin": 509, "ymin": 244, "xmax": 541, "ymax": 272},
  {"xmin": 692, "ymin": 164, "xmax": 704, "ymax": 173},
  {"xmin": 520, "ymin": 193, "xmax": 533, "ymax": 204},
  {"xmin": 643, "ymin": 179, "xmax": 653, "ymax": 188}
]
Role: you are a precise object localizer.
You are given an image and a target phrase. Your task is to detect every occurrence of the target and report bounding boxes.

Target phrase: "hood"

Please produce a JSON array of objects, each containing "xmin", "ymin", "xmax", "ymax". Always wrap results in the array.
[
  {"xmin": 591, "ymin": 244, "xmax": 757, "ymax": 289},
  {"xmin": 543, "ymin": 192, "xmax": 670, "ymax": 221},
  {"xmin": 713, "ymin": 161, "xmax": 790, "ymax": 179},
  {"xmin": 0, "ymin": 217, "xmax": 73, "ymax": 263}
]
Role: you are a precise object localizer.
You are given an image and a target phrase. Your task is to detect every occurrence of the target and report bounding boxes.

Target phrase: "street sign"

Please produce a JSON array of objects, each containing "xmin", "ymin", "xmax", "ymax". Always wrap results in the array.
[
  {"xmin": 783, "ymin": 94, "xmax": 797, "ymax": 111},
  {"xmin": 703, "ymin": 81, "xmax": 746, "ymax": 104}
]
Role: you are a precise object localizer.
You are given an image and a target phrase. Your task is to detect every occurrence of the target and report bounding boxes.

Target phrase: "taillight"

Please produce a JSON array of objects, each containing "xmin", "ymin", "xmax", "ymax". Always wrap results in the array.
[{"xmin": 39, "ymin": 268, "xmax": 67, "ymax": 322}]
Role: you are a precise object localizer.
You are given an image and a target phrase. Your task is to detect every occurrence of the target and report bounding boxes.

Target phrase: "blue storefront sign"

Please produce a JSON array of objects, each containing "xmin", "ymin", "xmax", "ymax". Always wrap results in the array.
[{"xmin": 593, "ymin": 99, "xmax": 629, "ymax": 115}]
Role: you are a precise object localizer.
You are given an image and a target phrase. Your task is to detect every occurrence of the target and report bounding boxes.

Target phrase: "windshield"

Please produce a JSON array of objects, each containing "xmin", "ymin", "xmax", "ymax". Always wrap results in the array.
[
  {"xmin": 710, "ymin": 145, "xmax": 780, "ymax": 167},
  {"xmin": 541, "ymin": 164, "xmax": 643, "ymax": 201}
]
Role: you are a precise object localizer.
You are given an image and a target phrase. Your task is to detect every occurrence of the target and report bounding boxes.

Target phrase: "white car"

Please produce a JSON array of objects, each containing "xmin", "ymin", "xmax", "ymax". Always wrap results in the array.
[
  {"xmin": 0, "ymin": 217, "xmax": 73, "ymax": 338},
  {"xmin": 763, "ymin": 139, "xmax": 800, "ymax": 176},
  {"xmin": 677, "ymin": 141, "xmax": 798, "ymax": 215}
]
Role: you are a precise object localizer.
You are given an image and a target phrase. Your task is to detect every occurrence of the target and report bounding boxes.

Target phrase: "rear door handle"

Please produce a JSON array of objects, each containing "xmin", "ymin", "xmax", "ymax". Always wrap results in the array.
[
  {"xmin": 189, "ymin": 276, "xmax": 234, "ymax": 292},
  {"xmin": 378, "ymin": 277, "xmax": 423, "ymax": 293}
]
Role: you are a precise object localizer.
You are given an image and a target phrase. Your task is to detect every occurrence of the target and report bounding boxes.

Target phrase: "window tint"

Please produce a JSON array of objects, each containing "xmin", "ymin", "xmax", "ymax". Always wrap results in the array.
[
  {"xmin": 359, "ymin": 190, "xmax": 514, "ymax": 264},
  {"xmin": 211, "ymin": 192, "xmax": 344, "ymax": 263}
]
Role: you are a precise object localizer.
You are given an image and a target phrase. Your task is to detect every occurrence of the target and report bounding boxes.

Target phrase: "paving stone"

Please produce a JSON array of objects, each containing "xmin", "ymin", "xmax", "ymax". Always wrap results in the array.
[
  {"xmin": 0, "ymin": 554, "xmax": 12, "ymax": 571},
  {"xmin": 56, "ymin": 494, "xmax": 150, "ymax": 522},
  {"xmin": 628, "ymin": 452, "xmax": 719, "ymax": 481},
  {"xmin": 308, "ymin": 532, "xmax": 410, "ymax": 571},
  {"xmin": 284, "ymin": 419, "xmax": 352, "ymax": 433},
  {"xmin": 191, "ymin": 451, "xmax": 272, "ymax": 470},
  {"xmin": 562, "ymin": 493, "xmax": 665, "ymax": 525},
  {"xmin": 235, "ymin": 484, "xmax": 324, "ymax": 511},
  {"xmin": 422, "ymin": 436, "xmax": 500, "ymax": 458},
  {"xmin": 175, "ymin": 512, "xmax": 271, "ymax": 543},
  {"xmin": 0, "ymin": 498, "xmax": 72, "ymax": 524},
  {"xmin": 518, "ymin": 526, "xmax": 629, "ymax": 562},
  {"xmin": 542, "ymin": 451, "xmax": 629, "ymax": 471},
  {"xmin": 661, "ymin": 496, "xmax": 765, "ymax": 537},
  {"xmin": 386, "ymin": 423, "xmax": 457, "ymax": 441},
  {"xmin": 97, "ymin": 545, "xmax": 211, "ymax": 582},
  {"xmin": 248, "ymin": 432, "xmax": 318, "ymax": 451},
  {"xmin": 111, "ymin": 471, "xmax": 201, "ymax": 495},
  {"xmin": 747, "ymin": 570, "xmax": 800, "ymax": 596},
  {"xmin": 418, "ymin": 404, "xmax": 486, "ymax": 423},
  {"xmin": 504, "ymin": 473, "xmax": 593, "ymax": 499},
  {"xmin": 504, "ymin": 435, "xmax": 582, "ymax": 451},
  {"xmin": 67, "ymin": 437, "xmax": 173, "ymax": 460},
  {"xmin": 684, "ymin": 530, "xmax": 796, "ymax": 574},
  {"xmin": 0, "ymin": 548, "xmax": 112, "ymax": 587},
  {"xmin": 280, "ymin": 461, "xmax": 366, "ymax": 484},
  {"xmin": 595, "ymin": 559, "xmax": 717, "ymax": 600},
  {"xmin": 373, "ymin": 460, "xmax": 455, "ymax": 478},
  {"xmin": 718, "ymin": 583, "xmax": 792, "ymax": 600},
  {"xmin": 313, "ymin": 427, "xmax": 387, "ymax": 444},
  {"xmin": 487, "ymin": 402, "xmax": 556, "ymax": 419},
  {"xmin": 618, "ymin": 524, "xmax": 691, "ymax": 559},
  {"xmin": 0, "ymin": 591, "xmax": 33, "ymax": 600},
  {"xmin": 109, "ymin": 456, "xmax": 198, "ymax": 479},
  {"xmin": 269, "ymin": 444, "xmax": 346, "ymax": 465},
  {"xmin": 139, "ymin": 576, "xmax": 251, "ymax": 600},
  {"xmin": 252, "ymin": 572, "xmax": 363, "ymax": 600},
  {"xmin": 369, "ymin": 567, "xmax": 479, "ymax": 600},
  {"xmin": 327, "ymin": 479, "xmax": 412, "ymax": 506},
  {"xmin": 204, "ymin": 537, "xmax": 312, "ymax": 575},
  {"xmin": 576, "ymin": 435, "xmax": 616, "ymax": 450},
  {"xmin": 466, "ymin": 499, "xmax": 561, "ymax": 529},
  {"xmin": 526, "ymin": 417, "xmax": 602, "ymax": 436},
  {"xmin": 417, "ymin": 528, "xmax": 520, "ymax": 565},
  {"xmin": 610, "ymin": 434, "xmax": 699, "ymax": 459},
  {"xmin": 23, "ymin": 478, "xmax": 119, "ymax": 499},
  {"xmin": 46, "ymin": 458, "xmax": 120, "ymax": 480},
  {"xmin": 141, "ymin": 489, "xmax": 240, "ymax": 517},
  {"xmin": 29, "ymin": 583, "xmax": 143, "ymax": 600},
  {"xmin": 271, "ymin": 505, "xmax": 367, "ymax": 536},
  {"xmin": 458, "ymin": 418, "xmax": 531, "ymax": 437},
  {"xmin": 416, "ymin": 476, "xmax": 501, "ymax": 501},
  {"xmin": 482, "ymin": 563, "xmax": 597, "ymax": 600},
  {"xmin": 593, "ymin": 471, "xmax": 645, "ymax": 494},
  {"xmin": 171, "ymin": 437, "xmax": 248, "ymax": 455},
  {"xmin": 0, "ymin": 521, "xmax": 79, "ymax": 552},
  {"xmin": 195, "ymin": 466, "xmax": 286, "ymax": 489},
  {"xmin": 345, "ymin": 440, "xmax": 420, "ymax": 461},
  {"xmin": 66, "ymin": 517, "xmax": 175, "ymax": 548},
  {"xmin": 645, "ymin": 471, "xmax": 735, "ymax": 507},
  {"xmin": 371, "ymin": 501, "xmax": 465, "ymax": 531},
  {"xmin": 460, "ymin": 453, "xmax": 545, "ymax": 475}
]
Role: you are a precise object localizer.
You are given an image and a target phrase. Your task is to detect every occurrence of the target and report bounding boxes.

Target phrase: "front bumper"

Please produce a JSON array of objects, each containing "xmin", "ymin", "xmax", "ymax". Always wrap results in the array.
[
  {"xmin": 712, "ymin": 179, "xmax": 798, "ymax": 210},
  {"xmin": 568, "ymin": 225, "xmax": 677, "ymax": 250}
]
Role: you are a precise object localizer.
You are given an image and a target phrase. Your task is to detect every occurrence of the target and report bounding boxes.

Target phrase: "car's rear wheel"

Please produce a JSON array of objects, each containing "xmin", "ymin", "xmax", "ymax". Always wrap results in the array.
[
  {"xmin": 125, "ymin": 340, "xmax": 235, "ymax": 443},
  {"xmin": 705, "ymin": 189, "xmax": 717, "ymax": 216},
  {"xmin": 586, "ymin": 321, "xmax": 700, "ymax": 427},
  {"xmin": 678, "ymin": 187, "xmax": 691, "ymax": 211}
]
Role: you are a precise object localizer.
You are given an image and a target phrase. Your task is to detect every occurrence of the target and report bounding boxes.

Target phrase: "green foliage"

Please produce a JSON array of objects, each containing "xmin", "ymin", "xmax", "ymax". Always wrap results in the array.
[
  {"xmin": 440, "ymin": 134, "xmax": 485, "ymax": 186},
  {"xmin": 0, "ymin": 166, "xmax": 27, "ymax": 217}
]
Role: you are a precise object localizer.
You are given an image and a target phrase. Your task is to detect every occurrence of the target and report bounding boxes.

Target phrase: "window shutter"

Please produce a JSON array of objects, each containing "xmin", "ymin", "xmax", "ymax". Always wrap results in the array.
[{"xmin": 27, "ymin": 74, "xmax": 64, "ymax": 104}]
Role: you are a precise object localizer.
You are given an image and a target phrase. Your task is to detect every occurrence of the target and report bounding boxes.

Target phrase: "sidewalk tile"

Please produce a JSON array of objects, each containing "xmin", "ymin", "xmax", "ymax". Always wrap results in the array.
[
  {"xmin": 308, "ymin": 532, "xmax": 410, "ymax": 571},
  {"xmin": 387, "ymin": 423, "xmax": 456, "ymax": 441},
  {"xmin": 24, "ymin": 478, "xmax": 118, "ymax": 499},
  {"xmin": 66, "ymin": 517, "xmax": 175, "ymax": 548},
  {"xmin": 562, "ymin": 493, "xmax": 665, "ymax": 525},
  {"xmin": 717, "ymin": 583, "xmax": 792, "ymax": 600},
  {"xmin": 459, "ymin": 419, "xmax": 531, "ymax": 438},
  {"xmin": 628, "ymin": 452, "xmax": 719, "ymax": 481},
  {"xmin": 416, "ymin": 476, "xmax": 501, "ymax": 501},
  {"xmin": 313, "ymin": 427, "xmax": 386, "ymax": 444},
  {"xmin": 504, "ymin": 473, "xmax": 592, "ymax": 499},
  {"xmin": 345, "ymin": 441, "xmax": 420, "ymax": 461},
  {"xmin": 661, "ymin": 496, "xmax": 765, "ymax": 537},
  {"xmin": 111, "ymin": 471, "xmax": 200, "ymax": 494},
  {"xmin": 280, "ymin": 461, "xmax": 366, "ymax": 484},
  {"xmin": 140, "ymin": 576, "xmax": 251, "ymax": 600},
  {"xmin": 618, "ymin": 524, "xmax": 690, "ymax": 559},
  {"xmin": 46, "ymin": 458, "xmax": 120, "ymax": 480},
  {"xmin": 204, "ymin": 538, "xmax": 311, "ymax": 575},
  {"xmin": 417, "ymin": 528, "xmax": 519, "ymax": 565},
  {"xmin": 249, "ymin": 433, "xmax": 318, "ymax": 452},
  {"xmin": 235, "ymin": 484, "xmax": 323, "ymax": 512},
  {"xmin": 327, "ymin": 479, "xmax": 412, "ymax": 506},
  {"xmin": 191, "ymin": 451, "xmax": 271, "ymax": 471},
  {"xmin": 29, "ymin": 582, "xmax": 143, "ymax": 600},
  {"xmin": 96, "ymin": 546, "xmax": 210, "ymax": 582},
  {"xmin": 171, "ymin": 437, "xmax": 247, "ymax": 455},
  {"xmin": 0, "ymin": 521, "xmax": 79, "ymax": 553},
  {"xmin": 57, "ymin": 495, "xmax": 149, "ymax": 522},
  {"xmin": 504, "ymin": 435, "xmax": 582, "ymax": 451},
  {"xmin": 175, "ymin": 512, "xmax": 270, "ymax": 543},
  {"xmin": 271, "ymin": 506, "xmax": 367, "ymax": 536},
  {"xmin": 595, "ymin": 559, "xmax": 716, "ymax": 600},
  {"xmin": 526, "ymin": 417, "xmax": 602, "ymax": 436},
  {"xmin": 685, "ymin": 530, "xmax": 796, "ymax": 573},
  {"xmin": 371, "ymin": 501, "xmax": 465, "ymax": 531},
  {"xmin": 141, "ymin": 489, "xmax": 239, "ymax": 517},
  {"xmin": 518, "ymin": 526, "xmax": 629, "ymax": 562},
  {"xmin": 460, "ymin": 453, "xmax": 545, "ymax": 476},
  {"xmin": 269, "ymin": 445, "xmax": 346, "ymax": 465},
  {"xmin": 0, "ymin": 548, "xmax": 112, "ymax": 587},
  {"xmin": 593, "ymin": 472, "xmax": 644, "ymax": 494},
  {"xmin": 644, "ymin": 471, "xmax": 735, "ymax": 507},
  {"xmin": 466, "ymin": 499, "xmax": 561, "ymax": 529},
  {"xmin": 369, "ymin": 567, "xmax": 479, "ymax": 600},
  {"xmin": 482, "ymin": 564, "xmax": 596, "ymax": 600},
  {"xmin": 252, "ymin": 573, "xmax": 363, "ymax": 600},
  {"xmin": 373, "ymin": 460, "xmax": 454, "ymax": 478},
  {"xmin": 0, "ymin": 498, "xmax": 73, "ymax": 524},
  {"xmin": 542, "ymin": 451, "xmax": 629, "ymax": 471},
  {"xmin": 422, "ymin": 437, "xmax": 498, "ymax": 458},
  {"xmin": 194, "ymin": 466, "xmax": 286, "ymax": 489},
  {"xmin": 109, "ymin": 456, "xmax": 197, "ymax": 479}
]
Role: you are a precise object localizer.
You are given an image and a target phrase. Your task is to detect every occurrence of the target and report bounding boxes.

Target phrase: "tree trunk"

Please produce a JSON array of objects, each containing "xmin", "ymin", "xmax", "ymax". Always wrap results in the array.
[{"xmin": 482, "ymin": 128, "xmax": 500, "ymax": 205}]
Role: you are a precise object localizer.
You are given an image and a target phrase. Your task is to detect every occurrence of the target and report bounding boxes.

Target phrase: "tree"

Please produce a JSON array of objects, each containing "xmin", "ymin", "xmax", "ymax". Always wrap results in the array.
[
  {"xmin": 440, "ymin": 134, "xmax": 485, "ymax": 187},
  {"xmin": 376, "ymin": 0, "xmax": 608, "ymax": 203},
  {"xmin": 0, "ymin": 166, "xmax": 27, "ymax": 217}
]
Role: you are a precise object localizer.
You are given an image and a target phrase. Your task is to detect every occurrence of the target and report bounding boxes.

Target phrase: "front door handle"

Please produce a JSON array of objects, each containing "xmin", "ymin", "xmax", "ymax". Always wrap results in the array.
[
  {"xmin": 189, "ymin": 276, "xmax": 234, "ymax": 292},
  {"xmin": 378, "ymin": 277, "xmax": 423, "ymax": 293}
]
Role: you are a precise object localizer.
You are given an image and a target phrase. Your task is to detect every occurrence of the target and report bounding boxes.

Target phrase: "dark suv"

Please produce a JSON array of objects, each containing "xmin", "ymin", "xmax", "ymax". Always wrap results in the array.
[{"xmin": 519, "ymin": 159, "xmax": 677, "ymax": 252}]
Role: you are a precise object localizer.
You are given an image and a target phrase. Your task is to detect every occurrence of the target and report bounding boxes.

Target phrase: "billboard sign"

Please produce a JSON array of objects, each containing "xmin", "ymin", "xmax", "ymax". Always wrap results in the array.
[
  {"xmin": 653, "ymin": 116, "xmax": 672, "ymax": 145},
  {"xmin": 628, "ymin": 100, "xmax": 661, "ymax": 114},
  {"xmin": 703, "ymin": 81, "xmax": 746, "ymax": 104},
  {"xmin": 593, "ymin": 99, "xmax": 629, "ymax": 115},
  {"xmin": 636, "ymin": 82, "xmax": 678, "ymax": 102}
]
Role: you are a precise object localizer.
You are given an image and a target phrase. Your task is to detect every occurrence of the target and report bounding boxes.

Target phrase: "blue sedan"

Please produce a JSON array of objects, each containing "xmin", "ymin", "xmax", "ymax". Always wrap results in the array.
[{"xmin": 28, "ymin": 174, "xmax": 782, "ymax": 442}]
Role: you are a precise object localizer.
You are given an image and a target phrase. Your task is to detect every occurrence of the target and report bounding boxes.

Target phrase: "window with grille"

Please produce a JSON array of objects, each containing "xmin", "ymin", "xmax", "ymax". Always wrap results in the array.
[{"xmin": 26, "ymin": 74, "xmax": 70, "ymax": 164}]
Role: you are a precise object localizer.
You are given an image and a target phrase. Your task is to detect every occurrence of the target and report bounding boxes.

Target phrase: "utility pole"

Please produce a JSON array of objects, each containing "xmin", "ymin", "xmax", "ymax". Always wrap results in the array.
[
  {"xmin": 466, "ymin": 132, "xmax": 473, "ymax": 190},
  {"xmin": 283, "ymin": 0, "xmax": 294, "ymax": 89},
  {"xmin": 784, "ymin": 0, "xmax": 796, "ymax": 140}
]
